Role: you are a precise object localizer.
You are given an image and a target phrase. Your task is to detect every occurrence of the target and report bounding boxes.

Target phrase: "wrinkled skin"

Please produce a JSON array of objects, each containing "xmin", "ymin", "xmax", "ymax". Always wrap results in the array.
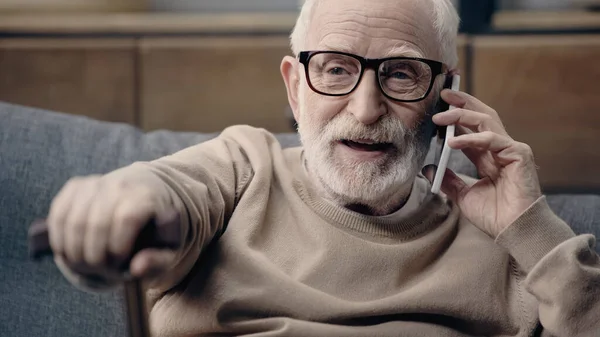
[{"xmin": 280, "ymin": 0, "xmax": 542, "ymax": 235}]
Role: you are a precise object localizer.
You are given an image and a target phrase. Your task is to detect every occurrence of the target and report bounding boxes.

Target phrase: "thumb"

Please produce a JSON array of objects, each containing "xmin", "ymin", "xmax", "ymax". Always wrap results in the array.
[
  {"xmin": 129, "ymin": 248, "xmax": 177, "ymax": 280},
  {"xmin": 422, "ymin": 165, "xmax": 469, "ymax": 203}
]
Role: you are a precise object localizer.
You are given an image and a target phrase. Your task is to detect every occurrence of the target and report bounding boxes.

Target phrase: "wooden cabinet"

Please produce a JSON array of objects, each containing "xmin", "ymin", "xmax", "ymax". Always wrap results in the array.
[
  {"xmin": 0, "ymin": 38, "xmax": 137, "ymax": 124},
  {"xmin": 471, "ymin": 35, "xmax": 600, "ymax": 191},
  {"xmin": 139, "ymin": 36, "xmax": 293, "ymax": 133}
]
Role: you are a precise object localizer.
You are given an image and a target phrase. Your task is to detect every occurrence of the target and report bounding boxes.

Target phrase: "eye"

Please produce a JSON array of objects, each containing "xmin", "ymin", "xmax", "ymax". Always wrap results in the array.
[
  {"xmin": 326, "ymin": 66, "xmax": 350, "ymax": 76},
  {"xmin": 389, "ymin": 71, "xmax": 411, "ymax": 79},
  {"xmin": 381, "ymin": 62, "xmax": 419, "ymax": 81}
]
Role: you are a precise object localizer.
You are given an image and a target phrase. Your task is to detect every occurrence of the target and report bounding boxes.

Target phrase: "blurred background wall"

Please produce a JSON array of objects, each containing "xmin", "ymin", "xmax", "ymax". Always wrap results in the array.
[{"xmin": 0, "ymin": 0, "xmax": 598, "ymax": 193}]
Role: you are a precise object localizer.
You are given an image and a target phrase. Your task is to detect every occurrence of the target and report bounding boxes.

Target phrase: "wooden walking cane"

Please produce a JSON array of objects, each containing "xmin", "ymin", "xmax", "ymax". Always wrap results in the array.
[{"xmin": 27, "ymin": 211, "xmax": 182, "ymax": 337}]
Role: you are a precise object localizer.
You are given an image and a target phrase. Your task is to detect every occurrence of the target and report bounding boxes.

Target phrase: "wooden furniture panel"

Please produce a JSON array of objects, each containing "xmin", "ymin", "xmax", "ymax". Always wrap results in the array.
[
  {"xmin": 0, "ymin": 0, "xmax": 146, "ymax": 12},
  {"xmin": 0, "ymin": 38, "xmax": 136, "ymax": 124},
  {"xmin": 457, "ymin": 35, "xmax": 469, "ymax": 92},
  {"xmin": 140, "ymin": 35, "xmax": 471, "ymax": 134},
  {"xmin": 0, "ymin": 13, "xmax": 297, "ymax": 34},
  {"xmin": 493, "ymin": 10, "xmax": 600, "ymax": 30},
  {"xmin": 140, "ymin": 36, "xmax": 294, "ymax": 133},
  {"xmin": 471, "ymin": 35, "xmax": 600, "ymax": 192}
]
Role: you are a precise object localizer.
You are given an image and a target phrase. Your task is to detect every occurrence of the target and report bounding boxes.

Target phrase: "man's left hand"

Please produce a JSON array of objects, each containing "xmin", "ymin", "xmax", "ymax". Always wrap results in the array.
[{"xmin": 426, "ymin": 89, "xmax": 543, "ymax": 238}]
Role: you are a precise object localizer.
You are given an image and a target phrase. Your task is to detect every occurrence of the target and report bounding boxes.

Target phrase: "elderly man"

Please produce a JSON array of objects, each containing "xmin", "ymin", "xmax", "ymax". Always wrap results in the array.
[{"xmin": 46, "ymin": 0, "xmax": 600, "ymax": 336}]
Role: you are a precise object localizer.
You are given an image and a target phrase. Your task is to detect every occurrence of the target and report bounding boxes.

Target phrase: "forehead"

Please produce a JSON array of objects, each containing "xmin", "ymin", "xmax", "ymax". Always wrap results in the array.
[{"xmin": 307, "ymin": 0, "xmax": 439, "ymax": 60}]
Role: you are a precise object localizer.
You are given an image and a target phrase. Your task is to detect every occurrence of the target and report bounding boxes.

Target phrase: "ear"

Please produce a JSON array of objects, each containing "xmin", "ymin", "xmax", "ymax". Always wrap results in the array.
[{"xmin": 281, "ymin": 55, "xmax": 301, "ymax": 122}]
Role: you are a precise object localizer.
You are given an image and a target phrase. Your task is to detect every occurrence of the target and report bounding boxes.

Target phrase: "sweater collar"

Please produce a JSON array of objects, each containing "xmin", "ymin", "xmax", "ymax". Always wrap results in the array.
[{"xmin": 290, "ymin": 148, "xmax": 454, "ymax": 239}]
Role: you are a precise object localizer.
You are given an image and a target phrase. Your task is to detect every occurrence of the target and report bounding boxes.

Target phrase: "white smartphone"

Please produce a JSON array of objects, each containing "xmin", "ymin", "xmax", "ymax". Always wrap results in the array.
[{"xmin": 431, "ymin": 74, "xmax": 461, "ymax": 194}]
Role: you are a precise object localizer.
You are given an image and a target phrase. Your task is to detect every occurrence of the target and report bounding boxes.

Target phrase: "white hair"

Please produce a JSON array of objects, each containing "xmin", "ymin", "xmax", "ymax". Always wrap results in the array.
[{"xmin": 290, "ymin": 0, "xmax": 461, "ymax": 68}]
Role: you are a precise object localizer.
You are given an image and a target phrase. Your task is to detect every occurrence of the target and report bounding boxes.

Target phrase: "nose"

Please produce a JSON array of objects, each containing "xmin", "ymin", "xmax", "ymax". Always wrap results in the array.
[{"xmin": 347, "ymin": 69, "xmax": 386, "ymax": 125}]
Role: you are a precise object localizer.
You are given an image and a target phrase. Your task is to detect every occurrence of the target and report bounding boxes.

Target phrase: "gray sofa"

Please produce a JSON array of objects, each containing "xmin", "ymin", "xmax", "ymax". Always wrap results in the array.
[{"xmin": 1, "ymin": 101, "xmax": 599, "ymax": 337}]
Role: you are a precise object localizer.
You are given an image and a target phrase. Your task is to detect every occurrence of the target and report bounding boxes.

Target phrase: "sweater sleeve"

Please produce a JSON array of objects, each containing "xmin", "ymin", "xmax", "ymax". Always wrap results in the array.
[
  {"xmin": 55, "ymin": 126, "xmax": 254, "ymax": 295},
  {"xmin": 495, "ymin": 196, "xmax": 600, "ymax": 337}
]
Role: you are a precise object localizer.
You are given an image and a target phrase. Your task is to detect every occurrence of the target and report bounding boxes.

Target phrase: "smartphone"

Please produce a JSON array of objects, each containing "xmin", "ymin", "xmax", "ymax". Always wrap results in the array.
[{"xmin": 431, "ymin": 74, "xmax": 461, "ymax": 194}]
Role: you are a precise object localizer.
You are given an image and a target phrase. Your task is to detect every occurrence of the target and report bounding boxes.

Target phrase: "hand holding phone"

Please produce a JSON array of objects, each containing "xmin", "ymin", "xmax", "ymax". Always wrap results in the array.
[{"xmin": 431, "ymin": 74, "xmax": 460, "ymax": 194}]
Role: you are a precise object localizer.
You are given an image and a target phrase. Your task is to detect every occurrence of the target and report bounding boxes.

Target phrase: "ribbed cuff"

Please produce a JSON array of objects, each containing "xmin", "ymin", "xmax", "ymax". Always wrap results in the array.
[{"xmin": 495, "ymin": 196, "xmax": 576, "ymax": 273}]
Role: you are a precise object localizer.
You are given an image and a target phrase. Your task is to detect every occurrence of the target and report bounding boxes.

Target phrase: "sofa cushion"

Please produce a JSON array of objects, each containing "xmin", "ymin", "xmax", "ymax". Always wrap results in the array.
[{"xmin": 0, "ymin": 101, "xmax": 598, "ymax": 337}]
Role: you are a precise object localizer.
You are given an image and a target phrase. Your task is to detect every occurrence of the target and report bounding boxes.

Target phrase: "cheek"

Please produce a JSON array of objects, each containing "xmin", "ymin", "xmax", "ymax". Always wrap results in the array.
[
  {"xmin": 301, "ymin": 89, "xmax": 346, "ymax": 124},
  {"xmin": 388, "ymin": 102, "xmax": 427, "ymax": 129}
]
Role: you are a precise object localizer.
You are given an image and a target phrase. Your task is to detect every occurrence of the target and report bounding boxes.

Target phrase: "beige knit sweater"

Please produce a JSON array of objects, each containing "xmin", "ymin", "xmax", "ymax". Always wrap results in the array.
[{"xmin": 61, "ymin": 125, "xmax": 600, "ymax": 337}]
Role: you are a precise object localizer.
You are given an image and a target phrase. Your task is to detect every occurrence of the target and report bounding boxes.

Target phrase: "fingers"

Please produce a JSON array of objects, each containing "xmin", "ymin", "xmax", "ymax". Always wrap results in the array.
[
  {"xmin": 130, "ymin": 249, "xmax": 177, "ymax": 279},
  {"xmin": 422, "ymin": 165, "xmax": 469, "ymax": 204},
  {"xmin": 108, "ymin": 188, "xmax": 157, "ymax": 266},
  {"xmin": 439, "ymin": 168, "xmax": 469, "ymax": 204},
  {"xmin": 441, "ymin": 89, "xmax": 500, "ymax": 121},
  {"xmin": 449, "ymin": 131, "xmax": 513, "ymax": 154},
  {"xmin": 63, "ymin": 178, "xmax": 100, "ymax": 264},
  {"xmin": 495, "ymin": 141, "xmax": 536, "ymax": 167},
  {"xmin": 47, "ymin": 175, "xmax": 169, "ymax": 285},
  {"xmin": 434, "ymin": 92, "xmax": 521, "ymax": 177},
  {"xmin": 48, "ymin": 178, "xmax": 81, "ymax": 257},
  {"xmin": 433, "ymin": 108, "xmax": 508, "ymax": 136},
  {"xmin": 83, "ymin": 181, "xmax": 120, "ymax": 268}
]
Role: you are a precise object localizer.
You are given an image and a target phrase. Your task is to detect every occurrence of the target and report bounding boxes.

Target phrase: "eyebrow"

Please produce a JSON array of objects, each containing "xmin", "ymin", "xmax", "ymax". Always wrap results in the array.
[
  {"xmin": 318, "ymin": 43, "xmax": 424, "ymax": 59},
  {"xmin": 383, "ymin": 44, "xmax": 424, "ymax": 58},
  {"xmin": 319, "ymin": 42, "xmax": 355, "ymax": 55}
]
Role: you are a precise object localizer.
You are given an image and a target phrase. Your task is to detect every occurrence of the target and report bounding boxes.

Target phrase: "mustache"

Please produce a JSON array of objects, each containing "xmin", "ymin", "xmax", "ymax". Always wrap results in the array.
[{"xmin": 320, "ymin": 114, "xmax": 417, "ymax": 147}]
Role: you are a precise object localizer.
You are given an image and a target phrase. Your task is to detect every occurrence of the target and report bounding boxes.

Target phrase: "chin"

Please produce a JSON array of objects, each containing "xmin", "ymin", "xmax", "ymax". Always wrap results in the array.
[
  {"xmin": 296, "ymin": 100, "xmax": 432, "ymax": 207},
  {"xmin": 308, "ymin": 142, "xmax": 422, "ymax": 205}
]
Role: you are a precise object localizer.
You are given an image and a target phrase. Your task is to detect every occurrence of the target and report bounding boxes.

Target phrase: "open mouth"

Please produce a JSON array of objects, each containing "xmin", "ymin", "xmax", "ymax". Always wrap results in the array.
[{"xmin": 340, "ymin": 139, "xmax": 394, "ymax": 152}]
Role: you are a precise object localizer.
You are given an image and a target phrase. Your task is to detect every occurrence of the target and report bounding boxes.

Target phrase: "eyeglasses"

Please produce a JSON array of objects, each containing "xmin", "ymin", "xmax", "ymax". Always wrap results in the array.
[{"xmin": 298, "ymin": 51, "xmax": 449, "ymax": 103}]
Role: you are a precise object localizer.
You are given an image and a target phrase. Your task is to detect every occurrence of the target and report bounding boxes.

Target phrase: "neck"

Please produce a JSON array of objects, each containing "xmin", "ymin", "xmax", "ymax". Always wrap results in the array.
[{"xmin": 317, "ymin": 175, "xmax": 415, "ymax": 216}]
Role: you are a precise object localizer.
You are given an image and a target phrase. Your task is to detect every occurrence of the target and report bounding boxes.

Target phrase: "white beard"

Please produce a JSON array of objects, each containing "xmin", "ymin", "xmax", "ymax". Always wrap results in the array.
[{"xmin": 297, "ymin": 90, "xmax": 432, "ymax": 211}]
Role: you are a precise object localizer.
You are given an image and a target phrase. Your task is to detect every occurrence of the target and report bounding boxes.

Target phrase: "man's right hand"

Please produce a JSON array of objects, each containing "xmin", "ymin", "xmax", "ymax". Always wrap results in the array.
[{"xmin": 47, "ymin": 175, "xmax": 177, "ymax": 283}]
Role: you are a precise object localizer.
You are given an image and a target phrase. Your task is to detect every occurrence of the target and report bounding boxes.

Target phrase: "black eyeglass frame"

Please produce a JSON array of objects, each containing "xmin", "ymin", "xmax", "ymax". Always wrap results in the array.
[{"xmin": 298, "ymin": 50, "xmax": 449, "ymax": 103}]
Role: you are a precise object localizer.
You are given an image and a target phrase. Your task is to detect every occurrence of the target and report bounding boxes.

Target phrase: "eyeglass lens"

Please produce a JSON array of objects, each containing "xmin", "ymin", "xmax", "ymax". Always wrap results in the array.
[{"xmin": 307, "ymin": 53, "xmax": 433, "ymax": 100}]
